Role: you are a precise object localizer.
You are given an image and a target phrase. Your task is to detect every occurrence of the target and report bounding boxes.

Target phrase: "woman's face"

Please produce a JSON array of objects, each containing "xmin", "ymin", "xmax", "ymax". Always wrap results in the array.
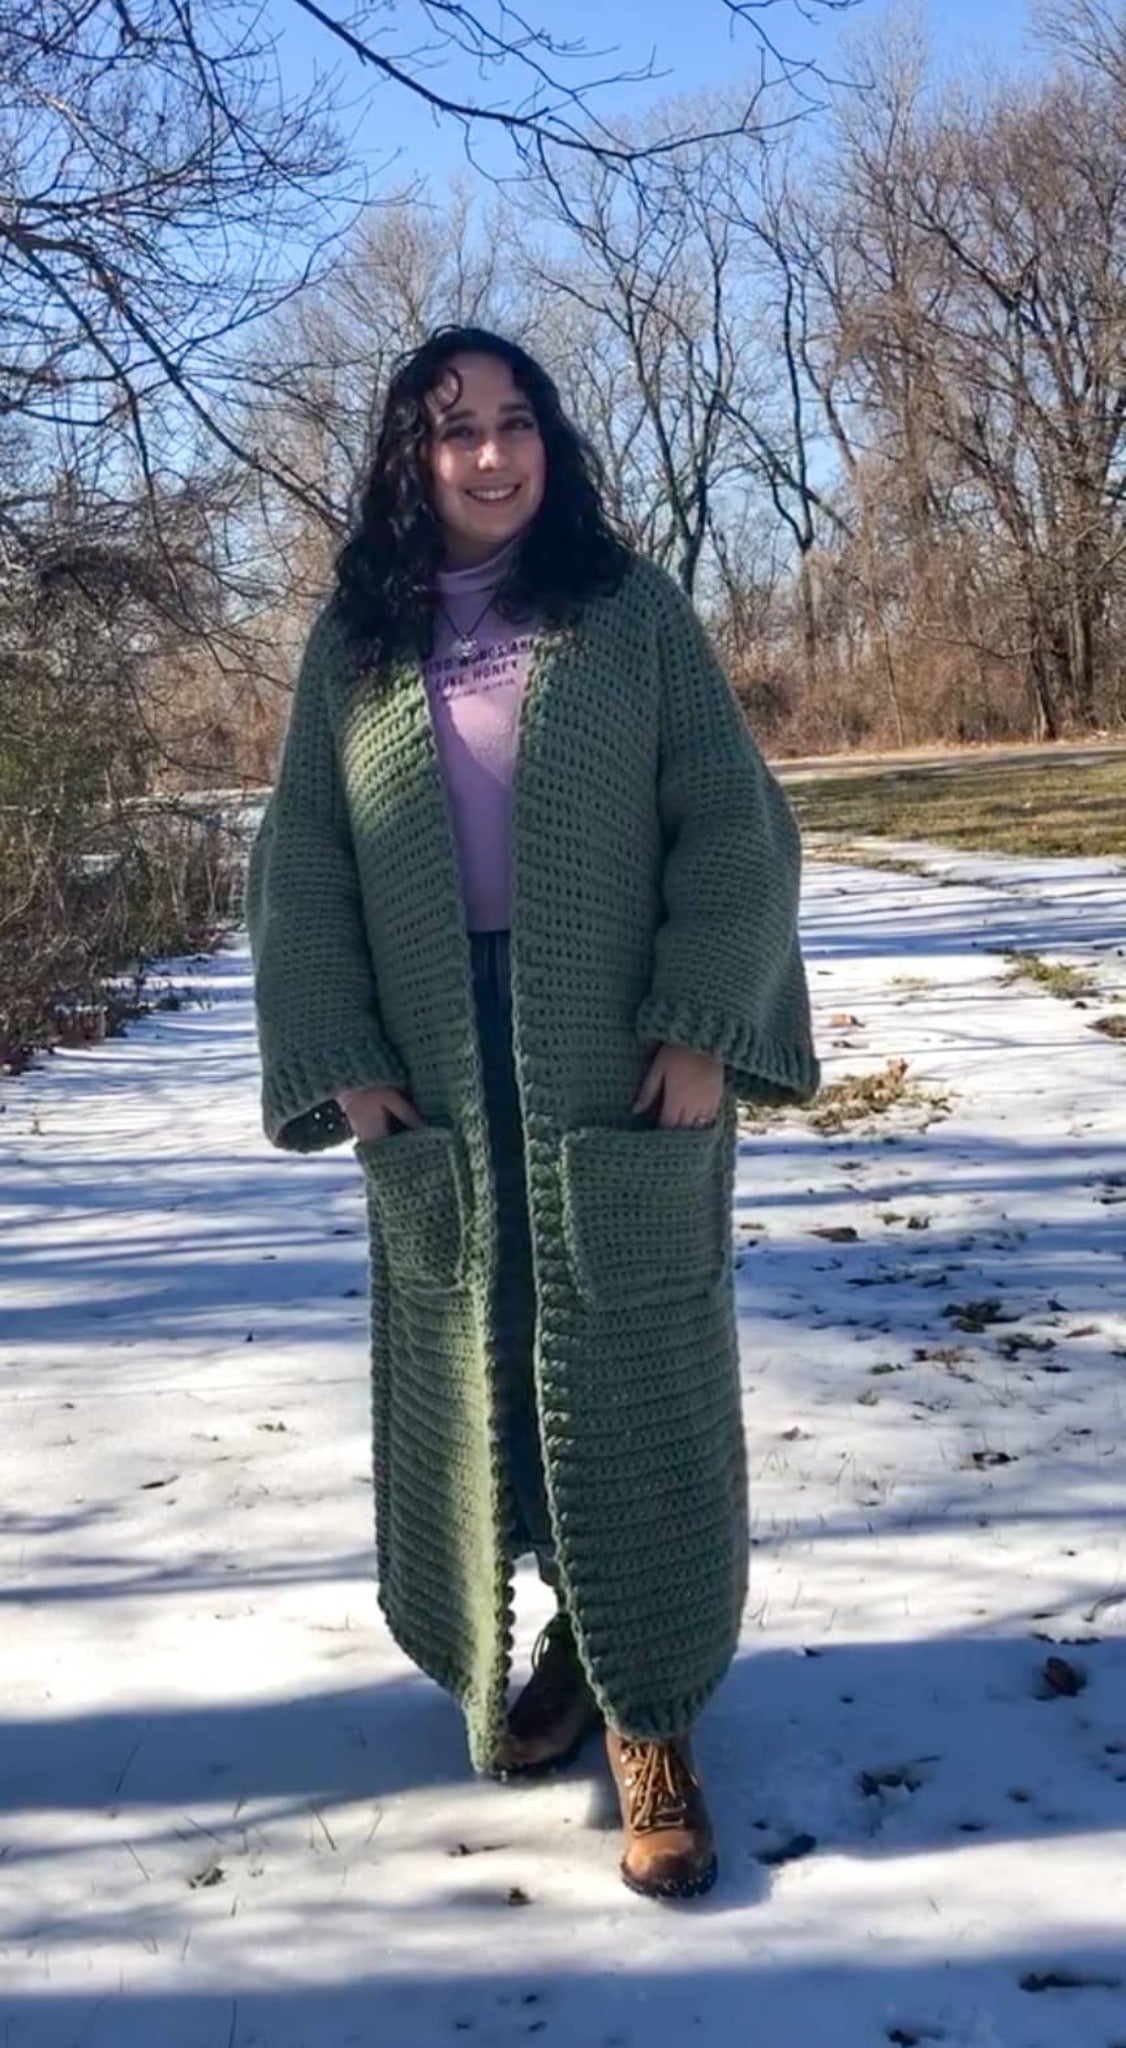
[{"xmin": 424, "ymin": 351, "xmax": 546, "ymax": 566}]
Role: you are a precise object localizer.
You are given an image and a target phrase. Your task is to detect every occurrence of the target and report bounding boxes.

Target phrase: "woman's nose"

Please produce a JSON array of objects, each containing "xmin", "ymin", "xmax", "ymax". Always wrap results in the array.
[{"xmin": 476, "ymin": 437, "xmax": 503, "ymax": 469}]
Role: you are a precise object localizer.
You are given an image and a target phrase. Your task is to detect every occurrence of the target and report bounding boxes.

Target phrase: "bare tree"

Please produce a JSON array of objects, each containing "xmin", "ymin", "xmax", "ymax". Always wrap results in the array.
[
  {"xmin": 0, "ymin": 440, "xmax": 248, "ymax": 1061},
  {"xmin": 766, "ymin": 9, "xmax": 1126, "ymax": 744},
  {"xmin": 0, "ymin": 0, "xmax": 370, "ymax": 539},
  {"xmin": 897, "ymin": 66, "xmax": 1126, "ymax": 735},
  {"xmin": 518, "ymin": 114, "xmax": 773, "ymax": 595},
  {"xmin": 777, "ymin": 14, "xmax": 954, "ymax": 742},
  {"xmin": 518, "ymin": 98, "xmax": 853, "ymax": 719},
  {"xmin": 1034, "ymin": 0, "xmax": 1126, "ymax": 94},
  {"xmin": 234, "ymin": 181, "xmax": 518, "ymax": 534},
  {"xmin": 702, "ymin": 131, "xmax": 859, "ymax": 699},
  {"xmin": 294, "ymin": 0, "xmax": 867, "ymax": 170}
]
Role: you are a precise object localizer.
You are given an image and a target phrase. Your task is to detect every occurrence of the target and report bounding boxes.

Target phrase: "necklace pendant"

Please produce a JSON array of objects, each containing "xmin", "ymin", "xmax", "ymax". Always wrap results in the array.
[{"xmin": 454, "ymin": 635, "xmax": 478, "ymax": 662}]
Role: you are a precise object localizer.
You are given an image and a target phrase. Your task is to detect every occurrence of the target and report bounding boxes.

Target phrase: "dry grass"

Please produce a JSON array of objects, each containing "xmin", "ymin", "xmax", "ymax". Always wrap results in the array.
[
  {"xmin": 997, "ymin": 950, "xmax": 1101, "ymax": 1000},
  {"xmin": 740, "ymin": 1057, "xmax": 955, "ymax": 1137},
  {"xmin": 785, "ymin": 754, "xmax": 1126, "ymax": 860}
]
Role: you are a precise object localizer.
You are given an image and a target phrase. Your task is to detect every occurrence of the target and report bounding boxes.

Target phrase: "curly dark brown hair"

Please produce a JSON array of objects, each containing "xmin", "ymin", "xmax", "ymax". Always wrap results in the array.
[{"xmin": 332, "ymin": 326, "xmax": 631, "ymax": 673}]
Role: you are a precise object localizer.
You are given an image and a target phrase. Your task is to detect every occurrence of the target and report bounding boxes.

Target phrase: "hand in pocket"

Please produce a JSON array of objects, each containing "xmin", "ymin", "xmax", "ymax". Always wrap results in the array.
[
  {"xmin": 631, "ymin": 1044, "xmax": 724, "ymax": 1128},
  {"xmin": 337, "ymin": 1084, "xmax": 425, "ymax": 1143}
]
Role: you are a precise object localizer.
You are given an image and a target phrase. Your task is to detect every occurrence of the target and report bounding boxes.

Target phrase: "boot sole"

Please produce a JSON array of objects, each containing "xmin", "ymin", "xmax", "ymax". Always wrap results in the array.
[{"xmin": 619, "ymin": 1853, "xmax": 718, "ymax": 1901}]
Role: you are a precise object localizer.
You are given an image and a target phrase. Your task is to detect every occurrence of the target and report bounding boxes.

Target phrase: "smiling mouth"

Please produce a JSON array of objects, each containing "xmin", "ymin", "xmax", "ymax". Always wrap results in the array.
[{"xmin": 465, "ymin": 483, "xmax": 522, "ymax": 503}]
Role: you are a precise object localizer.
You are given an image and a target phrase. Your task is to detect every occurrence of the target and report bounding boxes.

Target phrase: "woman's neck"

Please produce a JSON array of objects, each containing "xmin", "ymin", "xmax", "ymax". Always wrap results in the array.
[
  {"xmin": 435, "ymin": 535, "xmax": 520, "ymax": 594},
  {"xmin": 438, "ymin": 520, "xmax": 531, "ymax": 575},
  {"xmin": 441, "ymin": 533, "xmax": 507, "ymax": 570}
]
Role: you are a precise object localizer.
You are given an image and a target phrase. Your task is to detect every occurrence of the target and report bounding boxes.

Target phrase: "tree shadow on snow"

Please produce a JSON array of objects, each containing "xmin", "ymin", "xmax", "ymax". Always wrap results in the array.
[
  {"xmin": 0, "ymin": 1936, "xmax": 1123, "ymax": 2047},
  {"xmin": 0, "ymin": 1632, "xmax": 1121, "ymax": 1846}
]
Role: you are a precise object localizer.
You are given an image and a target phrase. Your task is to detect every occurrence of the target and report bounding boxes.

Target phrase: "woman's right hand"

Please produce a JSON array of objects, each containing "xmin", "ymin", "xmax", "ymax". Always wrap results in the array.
[{"xmin": 337, "ymin": 1084, "xmax": 425, "ymax": 1144}]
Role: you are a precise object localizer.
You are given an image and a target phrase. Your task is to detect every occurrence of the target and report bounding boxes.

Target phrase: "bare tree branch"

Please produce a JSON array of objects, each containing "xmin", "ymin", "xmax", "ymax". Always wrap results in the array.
[{"xmin": 292, "ymin": 0, "xmax": 869, "ymax": 167}]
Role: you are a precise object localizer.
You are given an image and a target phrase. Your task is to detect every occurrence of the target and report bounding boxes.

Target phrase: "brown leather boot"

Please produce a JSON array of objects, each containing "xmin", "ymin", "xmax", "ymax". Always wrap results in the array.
[
  {"xmin": 491, "ymin": 1611, "xmax": 602, "ymax": 1779},
  {"xmin": 605, "ymin": 1728, "xmax": 717, "ymax": 1899}
]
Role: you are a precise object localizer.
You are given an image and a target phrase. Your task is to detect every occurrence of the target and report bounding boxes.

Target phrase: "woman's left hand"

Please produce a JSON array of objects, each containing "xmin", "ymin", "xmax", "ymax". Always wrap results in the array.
[{"xmin": 632, "ymin": 1043, "xmax": 725, "ymax": 1128}]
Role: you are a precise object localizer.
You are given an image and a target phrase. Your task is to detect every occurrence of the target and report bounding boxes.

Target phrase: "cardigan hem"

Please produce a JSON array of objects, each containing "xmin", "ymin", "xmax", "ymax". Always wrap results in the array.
[
  {"xmin": 262, "ymin": 1035, "xmax": 408, "ymax": 1153},
  {"xmin": 635, "ymin": 991, "xmax": 821, "ymax": 1106}
]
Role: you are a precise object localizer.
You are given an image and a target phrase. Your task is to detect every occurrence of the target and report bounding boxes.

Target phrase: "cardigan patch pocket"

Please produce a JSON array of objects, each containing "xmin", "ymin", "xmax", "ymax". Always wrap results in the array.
[
  {"xmin": 355, "ymin": 1125, "xmax": 467, "ymax": 1293},
  {"xmin": 560, "ymin": 1123, "xmax": 727, "ymax": 1309}
]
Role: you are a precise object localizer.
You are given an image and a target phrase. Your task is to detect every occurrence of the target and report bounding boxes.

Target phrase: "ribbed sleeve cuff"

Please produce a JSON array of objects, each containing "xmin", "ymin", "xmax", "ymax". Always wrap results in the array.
[
  {"xmin": 261, "ymin": 1032, "xmax": 408, "ymax": 1153},
  {"xmin": 635, "ymin": 991, "xmax": 821, "ymax": 1107}
]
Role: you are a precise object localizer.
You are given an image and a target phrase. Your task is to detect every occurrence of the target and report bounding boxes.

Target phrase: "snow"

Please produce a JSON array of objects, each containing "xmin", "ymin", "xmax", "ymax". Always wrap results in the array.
[{"xmin": 1, "ymin": 839, "xmax": 1124, "ymax": 2047}]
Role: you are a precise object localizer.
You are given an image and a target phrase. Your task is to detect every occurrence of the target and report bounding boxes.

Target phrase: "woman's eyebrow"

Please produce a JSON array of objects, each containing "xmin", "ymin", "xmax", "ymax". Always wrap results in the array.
[{"xmin": 438, "ymin": 400, "xmax": 532, "ymax": 425}]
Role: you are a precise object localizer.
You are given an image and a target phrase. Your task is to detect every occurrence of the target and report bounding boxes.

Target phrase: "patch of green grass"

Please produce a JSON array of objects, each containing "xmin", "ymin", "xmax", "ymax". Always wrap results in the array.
[{"xmin": 785, "ymin": 754, "xmax": 1126, "ymax": 859}]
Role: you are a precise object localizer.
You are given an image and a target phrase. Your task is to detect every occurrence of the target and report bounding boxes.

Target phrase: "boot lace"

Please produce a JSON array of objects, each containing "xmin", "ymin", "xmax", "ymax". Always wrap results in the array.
[{"xmin": 619, "ymin": 1739, "xmax": 699, "ymax": 1834}]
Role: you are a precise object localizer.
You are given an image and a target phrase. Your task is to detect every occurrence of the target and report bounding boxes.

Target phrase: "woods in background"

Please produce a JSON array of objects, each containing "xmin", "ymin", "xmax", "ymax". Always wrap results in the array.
[
  {"xmin": 232, "ymin": 1, "xmax": 1126, "ymax": 765},
  {"xmin": 3, "ymin": 0, "xmax": 1125, "ymax": 1058}
]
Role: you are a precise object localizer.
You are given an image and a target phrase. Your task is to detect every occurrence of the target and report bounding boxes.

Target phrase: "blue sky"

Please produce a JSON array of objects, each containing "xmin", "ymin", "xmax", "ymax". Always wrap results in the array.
[{"xmin": 275, "ymin": 0, "xmax": 1045, "ymax": 194}]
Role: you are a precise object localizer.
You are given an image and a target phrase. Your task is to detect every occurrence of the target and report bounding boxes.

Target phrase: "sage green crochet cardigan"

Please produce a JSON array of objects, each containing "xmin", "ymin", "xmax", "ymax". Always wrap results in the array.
[{"xmin": 245, "ymin": 555, "xmax": 820, "ymax": 1771}]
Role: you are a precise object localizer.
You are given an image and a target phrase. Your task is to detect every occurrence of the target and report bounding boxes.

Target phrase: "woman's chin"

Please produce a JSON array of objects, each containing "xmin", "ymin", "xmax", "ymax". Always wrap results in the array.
[{"xmin": 449, "ymin": 501, "xmax": 535, "ymax": 556}]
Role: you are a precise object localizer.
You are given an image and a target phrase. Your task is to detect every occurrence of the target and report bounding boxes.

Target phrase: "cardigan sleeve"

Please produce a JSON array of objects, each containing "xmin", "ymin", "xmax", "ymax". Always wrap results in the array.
[
  {"xmin": 245, "ymin": 608, "xmax": 408, "ymax": 1152},
  {"xmin": 633, "ymin": 569, "xmax": 821, "ymax": 1107}
]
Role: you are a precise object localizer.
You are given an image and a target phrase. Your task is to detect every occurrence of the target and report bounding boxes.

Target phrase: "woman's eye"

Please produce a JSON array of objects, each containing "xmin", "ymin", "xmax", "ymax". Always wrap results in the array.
[{"xmin": 506, "ymin": 416, "xmax": 536, "ymax": 433}]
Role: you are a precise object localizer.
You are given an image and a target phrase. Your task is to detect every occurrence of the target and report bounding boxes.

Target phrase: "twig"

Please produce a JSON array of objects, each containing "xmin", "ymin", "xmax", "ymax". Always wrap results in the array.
[
  {"xmin": 112, "ymin": 1731, "xmax": 146, "ymax": 1798},
  {"xmin": 122, "ymin": 1838, "xmax": 151, "ymax": 1882},
  {"xmin": 309, "ymin": 1803, "xmax": 337, "ymax": 1851}
]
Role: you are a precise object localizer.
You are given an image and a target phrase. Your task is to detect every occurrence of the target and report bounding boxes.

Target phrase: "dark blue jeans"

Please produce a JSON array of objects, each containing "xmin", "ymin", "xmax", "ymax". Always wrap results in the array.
[{"xmin": 468, "ymin": 929, "xmax": 559, "ymax": 1590}]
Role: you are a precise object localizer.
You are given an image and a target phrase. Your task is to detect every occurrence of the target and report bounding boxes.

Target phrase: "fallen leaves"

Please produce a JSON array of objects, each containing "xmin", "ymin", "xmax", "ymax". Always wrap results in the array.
[
  {"xmin": 996, "ymin": 1332, "xmax": 1057, "ymax": 1357},
  {"xmin": 1020, "ymin": 1967, "xmax": 1121, "ymax": 1992},
  {"xmin": 942, "ymin": 1297, "xmax": 1022, "ymax": 1332},
  {"xmin": 1040, "ymin": 1654, "xmax": 1087, "ymax": 1698},
  {"xmin": 858, "ymin": 1762, "xmax": 931, "ymax": 1797}
]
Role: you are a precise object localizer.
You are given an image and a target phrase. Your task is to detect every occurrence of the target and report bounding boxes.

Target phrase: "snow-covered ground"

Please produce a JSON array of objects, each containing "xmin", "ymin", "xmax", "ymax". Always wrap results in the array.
[{"xmin": 1, "ymin": 841, "xmax": 1124, "ymax": 2048}]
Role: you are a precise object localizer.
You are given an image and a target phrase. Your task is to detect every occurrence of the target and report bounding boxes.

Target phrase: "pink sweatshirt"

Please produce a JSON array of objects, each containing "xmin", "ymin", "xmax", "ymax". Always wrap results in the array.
[{"xmin": 425, "ymin": 539, "xmax": 539, "ymax": 932}]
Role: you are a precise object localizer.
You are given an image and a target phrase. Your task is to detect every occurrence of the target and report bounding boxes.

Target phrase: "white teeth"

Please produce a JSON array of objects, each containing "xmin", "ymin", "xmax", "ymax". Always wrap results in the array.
[{"xmin": 467, "ymin": 485, "xmax": 519, "ymax": 501}]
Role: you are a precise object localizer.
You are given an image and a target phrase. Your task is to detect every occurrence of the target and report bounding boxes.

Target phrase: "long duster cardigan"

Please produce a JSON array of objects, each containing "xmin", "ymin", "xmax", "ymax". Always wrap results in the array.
[{"xmin": 245, "ymin": 556, "xmax": 820, "ymax": 1771}]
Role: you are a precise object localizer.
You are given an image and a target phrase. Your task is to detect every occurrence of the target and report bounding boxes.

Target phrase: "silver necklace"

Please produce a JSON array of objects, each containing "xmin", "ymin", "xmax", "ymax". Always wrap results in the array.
[{"xmin": 437, "ymin": 593, "xmax": 495, "ymax": 664}]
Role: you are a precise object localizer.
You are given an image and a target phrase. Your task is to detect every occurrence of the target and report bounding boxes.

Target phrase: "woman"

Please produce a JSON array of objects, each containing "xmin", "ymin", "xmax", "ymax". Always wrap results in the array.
[{"xmin": 246, "ymin": 326, "xmax": 820, "ymax": 1901}]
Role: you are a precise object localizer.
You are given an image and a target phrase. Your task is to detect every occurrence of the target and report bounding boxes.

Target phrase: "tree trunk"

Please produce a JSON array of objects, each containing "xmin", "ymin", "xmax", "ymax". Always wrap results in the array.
[
  {"xmin": 1026, "ymin": 594, "xmax": 1061, "ymax": 740},
  {"xmin": 1068, "ymin": 532, "xmax": 1101, "ymax": 727},
  {"xmin": 798, "ymin": 545, "xmax": 819, "ymax": 692}
]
